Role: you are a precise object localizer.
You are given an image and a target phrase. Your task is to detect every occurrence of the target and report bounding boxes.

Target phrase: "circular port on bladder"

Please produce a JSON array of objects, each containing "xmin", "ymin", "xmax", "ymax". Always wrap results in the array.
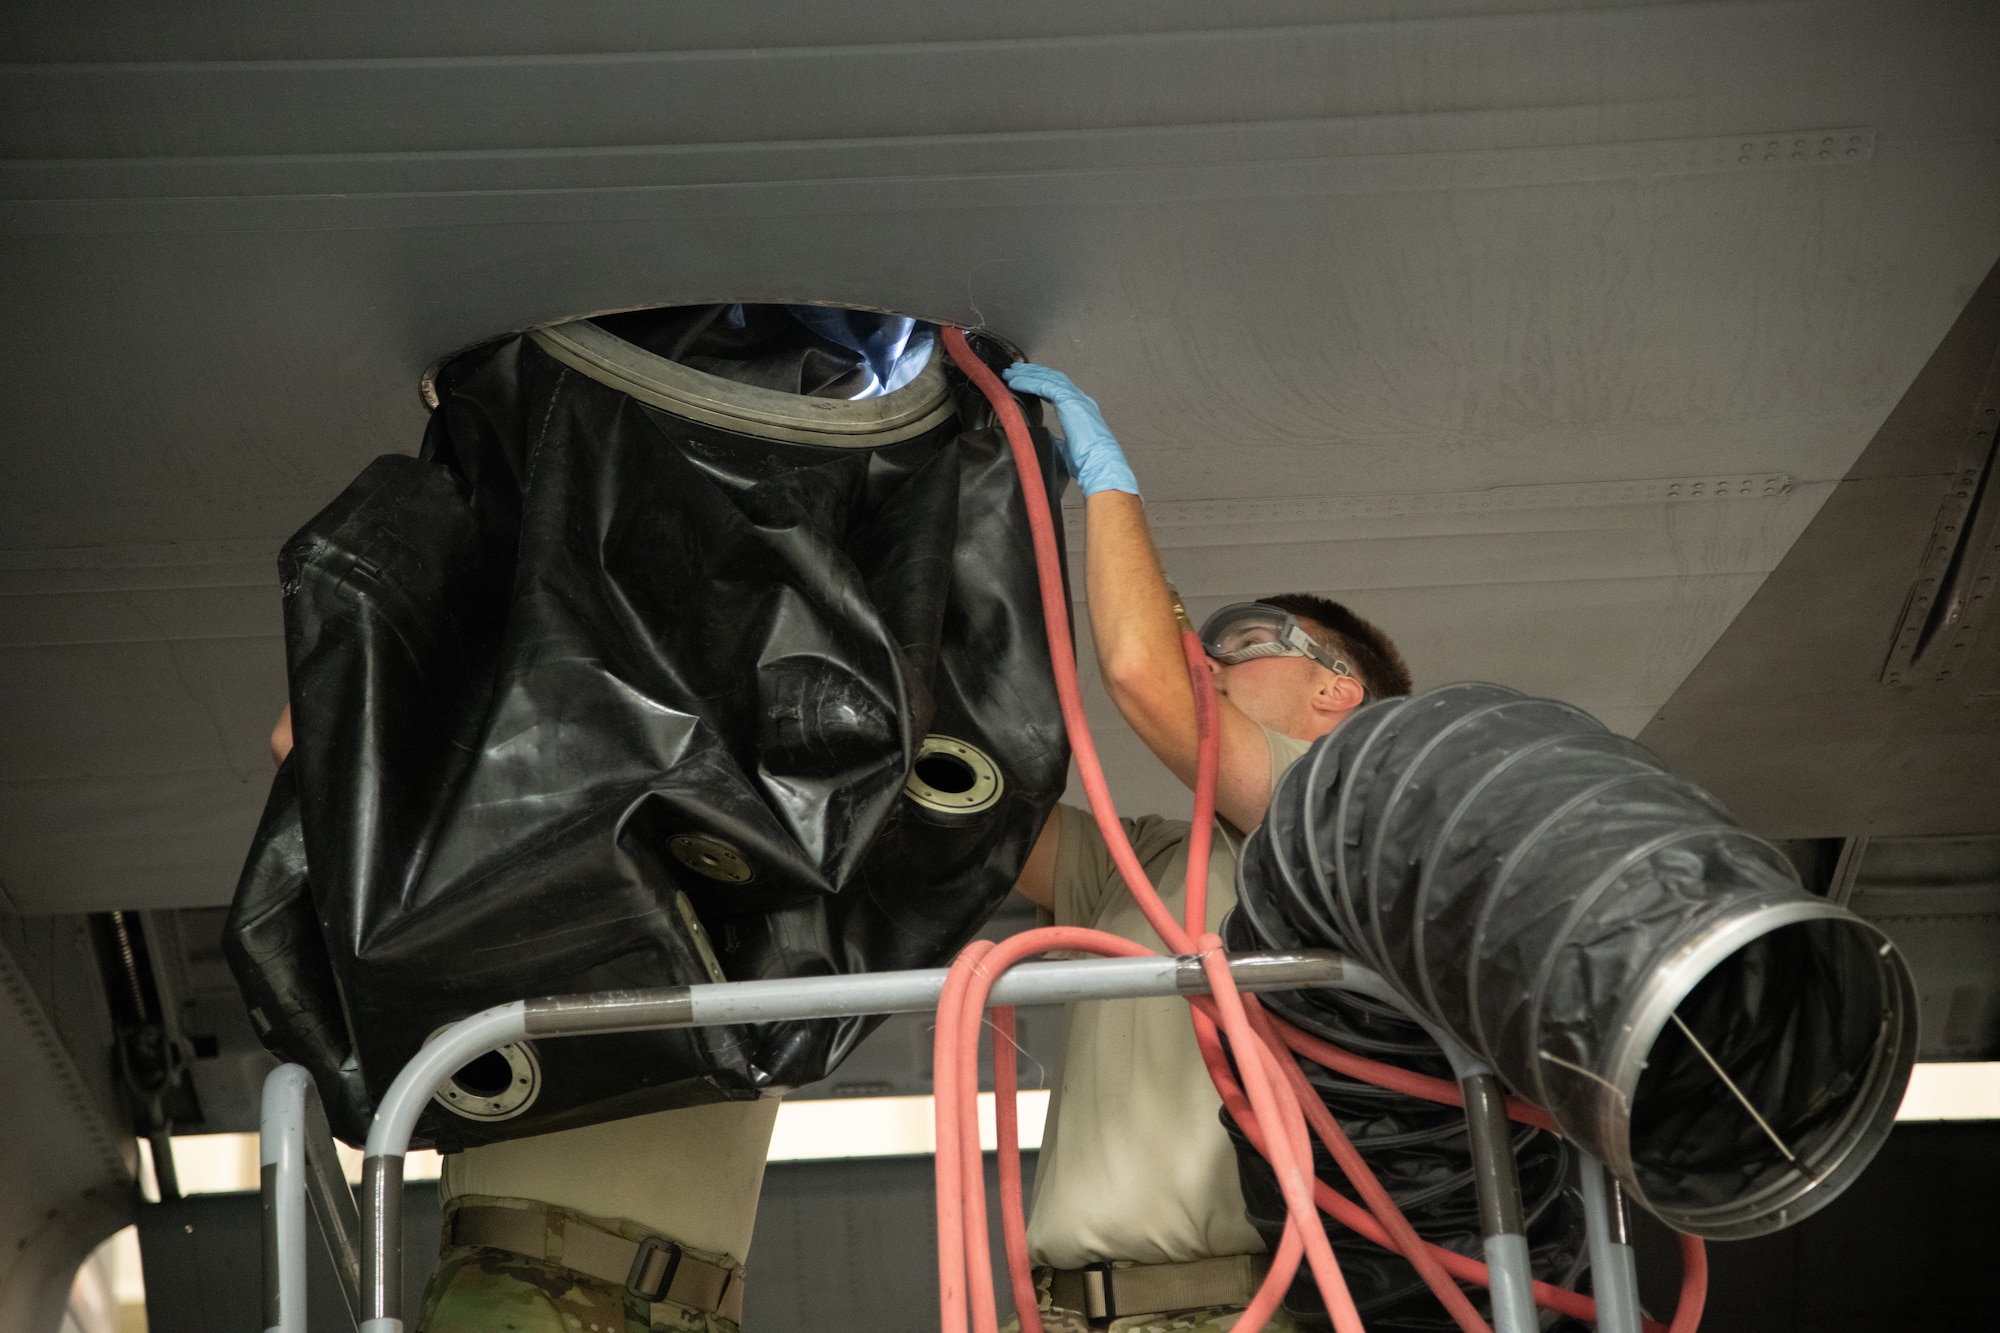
[
  {"xmin": 904, "ymin": 736, "xmax": 1003, "ymax": 815},
  {"xmin": 429, "ymin": 1034, "xmax": 541, "ymax": 1122},
  {"xmin": 668, "ymin": 833, "xmax": 754, "ymax": 884}
]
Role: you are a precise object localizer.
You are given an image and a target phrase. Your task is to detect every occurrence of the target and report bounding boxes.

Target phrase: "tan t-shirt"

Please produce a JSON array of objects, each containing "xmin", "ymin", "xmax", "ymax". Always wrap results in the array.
[
  {"xmin": 1026, "ymin": 727, "xmax": 1314, "ymax": 1270},
  {"xmin": 441, "ymin": 1095, "xmax": 781, "ymax": 1264}
]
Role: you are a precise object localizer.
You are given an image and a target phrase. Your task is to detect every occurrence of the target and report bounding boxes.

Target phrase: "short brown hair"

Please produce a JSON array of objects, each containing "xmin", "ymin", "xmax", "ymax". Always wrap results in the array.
[{"xmin": 1257, "ymin": 593, "xmax": 1413, "ymax": 699}]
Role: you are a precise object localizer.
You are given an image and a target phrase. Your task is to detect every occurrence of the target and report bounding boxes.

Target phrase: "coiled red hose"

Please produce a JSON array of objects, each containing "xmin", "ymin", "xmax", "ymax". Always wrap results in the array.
[{"xmin": 934, "ymin": 326, "xmax": 1705, "ymax": 1333}]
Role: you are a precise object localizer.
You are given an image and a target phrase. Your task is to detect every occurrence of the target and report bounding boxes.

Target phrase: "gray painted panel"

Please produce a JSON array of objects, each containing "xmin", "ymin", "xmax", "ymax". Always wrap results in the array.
[
  {"xmin": 0, "ymin": 769, "xmax": 274, "ymax": 912},
  {"xmin": 1, "ymin": 0, "xmax": 1997, "ymax": 914},
  {"xmin": 1643, "ymin": 263, "xmax": 2000, "ymax": 836}
]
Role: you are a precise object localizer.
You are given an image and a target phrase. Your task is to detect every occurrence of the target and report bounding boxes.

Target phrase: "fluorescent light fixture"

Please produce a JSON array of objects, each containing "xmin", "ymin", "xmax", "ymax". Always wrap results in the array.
[
  {"xmin": 768, "ymin": 1091, "xmax": 1050, "ymax": 1161},
  {"xmin": 1894, "ymin": 1061, "xmax": 2000, "ymax": 1121},
  {"xmin": 134, "ymin": 1062, "xmax": 1998, "ymax": 1197},
  {"xmin": 138, "ymin": 1135, "xmax": 442, "ymax": 1199},
  {"xmin": 136, "ymin": 1092, "xmax": 1051, "ymax": 1193}
]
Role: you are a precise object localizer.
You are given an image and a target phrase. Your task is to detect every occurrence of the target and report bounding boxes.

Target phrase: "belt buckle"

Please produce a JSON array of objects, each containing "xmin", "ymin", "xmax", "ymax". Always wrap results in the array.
[
  {"xmin": 626, "ymin": 1234, "xmax": 683, "ymax": 1303},
  {"xmin": 1082, "ymin": 1260, "xmax": 1118, "ymax": 1322}
]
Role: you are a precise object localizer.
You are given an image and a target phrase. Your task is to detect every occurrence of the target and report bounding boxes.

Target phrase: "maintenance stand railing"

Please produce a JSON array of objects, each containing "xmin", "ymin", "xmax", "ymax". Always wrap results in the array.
[{"xmin": 260, "ymin": 950, "xmax": 1642, "ymax": 1333}]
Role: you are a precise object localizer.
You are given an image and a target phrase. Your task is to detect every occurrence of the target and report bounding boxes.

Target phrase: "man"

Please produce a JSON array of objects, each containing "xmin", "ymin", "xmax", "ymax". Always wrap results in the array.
[{"xmin": 1003, "ymin": 362, "xmax": 1413, "ymax": 1333}]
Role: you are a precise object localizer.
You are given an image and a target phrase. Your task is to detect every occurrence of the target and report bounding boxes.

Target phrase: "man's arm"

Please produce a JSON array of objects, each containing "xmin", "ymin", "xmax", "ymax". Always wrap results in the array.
[
  {"xmin": 1000, "ymin": 363, "xmax": 1280, "ymax": 831},
  {"xmin": 1083, "ymin": 493, "xmax": 1279, "ymax": 831}
]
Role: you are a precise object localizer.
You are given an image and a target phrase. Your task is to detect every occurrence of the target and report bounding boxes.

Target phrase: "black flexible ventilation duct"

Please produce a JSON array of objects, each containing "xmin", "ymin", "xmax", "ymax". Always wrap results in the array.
[{"xmin": 1227, "ymin": 684, "xmax": 1916, "ymax": 1325}]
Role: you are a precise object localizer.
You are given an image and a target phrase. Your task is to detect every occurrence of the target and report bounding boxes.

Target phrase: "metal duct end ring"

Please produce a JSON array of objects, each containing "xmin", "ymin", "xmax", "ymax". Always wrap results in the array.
[
  {"xmin": 427, "ymin": 1029, "xmax": 542, "ymax": 1122},
  {"xmin": 1595, "ymin": 899, "xmax": 1918, "ymax": 1240},
  {"xmin": 905, "ymin": 736, "xmax": 1004, "ymax": 815}
]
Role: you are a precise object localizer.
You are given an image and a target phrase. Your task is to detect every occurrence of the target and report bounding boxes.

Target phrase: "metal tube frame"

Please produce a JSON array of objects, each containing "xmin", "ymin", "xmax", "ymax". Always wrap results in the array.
[
  {"xmin": 1579, "ymin": 1152, "xmax": 1643, "ymax": 1333},
  {"xmin": 1327, "ymin": 957, "xmax": 1543, "ymax": 1333},
  {"xmin": 256, "ymin": 948, "xmax": 1624, "ymax": 1332},
  {"xmin": 261, "ymin": 1063, "xmax": 363, "ymax": 1333}
]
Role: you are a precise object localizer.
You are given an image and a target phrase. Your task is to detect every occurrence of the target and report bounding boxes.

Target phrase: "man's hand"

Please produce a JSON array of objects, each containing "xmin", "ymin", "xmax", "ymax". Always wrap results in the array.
[{"xmin": 1002, "ymin": 364, "xmax": 1139, "ymax": 498}]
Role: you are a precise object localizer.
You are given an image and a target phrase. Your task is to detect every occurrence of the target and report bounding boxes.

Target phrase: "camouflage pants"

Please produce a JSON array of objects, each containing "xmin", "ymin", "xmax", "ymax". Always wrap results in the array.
[
  {"xmin": 418, "ymin": 1196, "xmax": 741, "ymax": 1333},
  {"xmin": 418, "ymin": 1245, "xmax": 740, "ymax": 1333}
]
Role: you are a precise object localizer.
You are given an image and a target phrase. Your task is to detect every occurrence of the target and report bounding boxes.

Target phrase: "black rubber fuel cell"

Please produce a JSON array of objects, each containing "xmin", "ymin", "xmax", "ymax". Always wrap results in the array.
[{"xmin": 225, "ymin": 319, "xmax": 1070, "ymax": 1150}]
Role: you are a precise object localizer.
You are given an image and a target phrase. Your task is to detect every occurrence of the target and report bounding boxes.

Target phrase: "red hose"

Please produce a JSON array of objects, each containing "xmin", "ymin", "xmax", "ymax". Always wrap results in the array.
[
  {"xmin": 1194, "ymin": 1015, "xmax": 1674, "ymax": 1333},
  {"xmin": 932, "ymin": 938, "xmax": 992, "ymax": 1333},
  {"xmin": 1246, "ymin": 1001, "xmax": 1491, "ymax": 1333},
  {"xmin": 932, "ymin": 927, "xmax": 1152, "ymax": 1333},
  {"xmin": 933, "ymin": 325, "xmax": 1707, "ymax": 1333},
  {"xmin": 1672, "ymin": 1233, "xmax": 1708, "ymax": 1333},
  {"xmin": 1273, "ymin": 1021, "xmax": 1558, "ymax": 1134},
  {"xmin": 938, "ymin": 330, "xmax": 1194, "ymax": 957},
  {"xmin": 1199, "ymin": 933, "xmax": 1365, "ymax": 1333},
  {"xmin": 1178, "ymin": 631, "xmax": 1219, "ymax": 936},
  {"xmin": 991, "ymin": 1005, "xmax": 1039, "ymax": 1329}
]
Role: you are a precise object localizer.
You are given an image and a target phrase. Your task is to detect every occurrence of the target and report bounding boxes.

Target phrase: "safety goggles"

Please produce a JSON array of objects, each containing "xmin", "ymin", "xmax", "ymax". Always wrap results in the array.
[{"xmin": 1198, "ymin": 602, "xmax": 1358, "ymax": 684}]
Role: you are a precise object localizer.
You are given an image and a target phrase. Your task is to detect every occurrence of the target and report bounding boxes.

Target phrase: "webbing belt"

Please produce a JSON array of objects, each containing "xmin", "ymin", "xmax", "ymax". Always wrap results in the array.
[
  {"xmin": 449, "ymin": 1203, "xmax": 744, "ymax": 1324},
  {"xmin": 1044, "ymin": 1253, "xmax": 1269, "ymax": 1323}
]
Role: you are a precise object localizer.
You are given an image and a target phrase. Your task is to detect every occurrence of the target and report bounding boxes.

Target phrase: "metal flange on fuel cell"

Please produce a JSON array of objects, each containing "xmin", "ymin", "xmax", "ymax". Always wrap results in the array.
[
  {"xmin": 904, "ymin": 735, "xmax": 1004, "ymax": 815},
  {"xmin": 426, "ymin": 1026, "xmax": 542, "ymax": 1123}
]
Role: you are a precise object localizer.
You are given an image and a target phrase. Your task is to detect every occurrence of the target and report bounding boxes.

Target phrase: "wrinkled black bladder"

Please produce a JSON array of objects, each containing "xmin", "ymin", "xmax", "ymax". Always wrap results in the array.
[
  {"xmin": 1232, "ymin": 682, "xmax": 1917, "ymax": 1251},
  {"xmin": 226, "ymin": 307, "xmax": 1069, "ymax": 1149}
]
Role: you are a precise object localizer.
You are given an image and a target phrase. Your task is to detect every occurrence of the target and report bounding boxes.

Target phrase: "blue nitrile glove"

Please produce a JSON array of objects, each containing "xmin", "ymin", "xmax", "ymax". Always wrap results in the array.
[{"xmin": 1001, "ymin": 363, "xmax": 1140, "ymax": 497}]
